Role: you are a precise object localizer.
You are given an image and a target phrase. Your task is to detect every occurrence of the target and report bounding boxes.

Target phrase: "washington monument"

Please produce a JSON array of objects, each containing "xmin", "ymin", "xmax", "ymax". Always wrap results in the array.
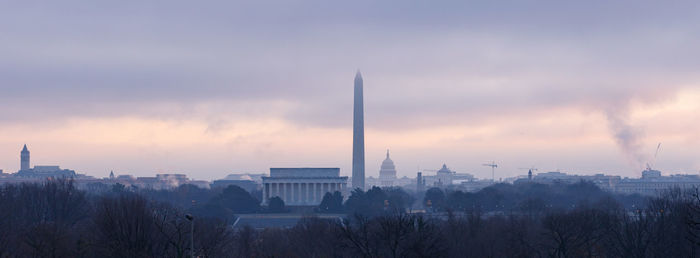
[{"xmin": 352, "ymin": 71, "xmax": 365, "ymax": 190}]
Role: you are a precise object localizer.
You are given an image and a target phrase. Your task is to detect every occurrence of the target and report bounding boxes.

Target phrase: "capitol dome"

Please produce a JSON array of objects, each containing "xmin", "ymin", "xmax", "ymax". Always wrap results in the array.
[{"xmin": 379, "ymin": 150, "xmax": 397, "ymax": 181}]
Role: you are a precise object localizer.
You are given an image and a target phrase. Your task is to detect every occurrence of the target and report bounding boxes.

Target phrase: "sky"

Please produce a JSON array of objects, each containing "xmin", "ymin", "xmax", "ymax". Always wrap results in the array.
[{"xmin": 1, "ymin": 0, "xmax": 699, "ymax": 180}]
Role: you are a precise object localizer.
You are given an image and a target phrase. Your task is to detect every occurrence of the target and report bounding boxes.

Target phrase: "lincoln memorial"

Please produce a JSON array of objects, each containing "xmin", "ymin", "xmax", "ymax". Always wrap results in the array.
[{"xmin": 262, "ymin": 168, "xmax": 348, "ymax": 206}]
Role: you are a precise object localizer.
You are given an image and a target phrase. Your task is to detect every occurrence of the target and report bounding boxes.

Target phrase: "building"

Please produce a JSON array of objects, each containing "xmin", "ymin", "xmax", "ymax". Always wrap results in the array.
[
  {"xmin": 262, "ymin": 168, "xmax": 348, "ymax": 206},
  {"xmin": 134, "ymin": 177, "xmax": 159, "ymax": 188},
  {"xmin": 20, "ymin": 144, "xmax": 29, "ymax": 171},
  {"xmin": 378, "ymin": 150, "xmax": 397, "ymax": 187},
  {"xmin": 514, "ymin": 171, "xmax": 620, "ymax": 190},
  {"xmin": 156, "ymin": 174, "xmax": 188, "ymax": 187},
  {"xmin": 613, "ymin": 169, "xmax": 700, "ymax": 195},
  {"xmin": 393, "ymin": 176, "xmax": 415, "ymax": 187},
  {"xmin": 116, "ymin": 174, "xmax": 135, "ymax": 181},
  {"xmin": 211, "ymin": 179, "xmax": 258, "ymax": 192},
  {"xmin": 16, "ymin": 145, "xmax": 77, "ymax": 178},
  {"xmin": 460, "ymin": 180, "xmax": 495, "ymax": 192},
  {"xmin": 511, "ymin": 168, "xmax": 700, "ymax": 196},
  {"xmin": 452, "ymin": 173, "xmax": 476, "ymax": 184},
  {"xmin": 436, "ymin": 164, "xmax": 453, "ymax": 186},
  {"xmin": 112, "ymin": 173, "xmax": 194, "ymax": 189},
  {"xmin": 352, "ymin": 71, "xmax": 366, "ymax": 190},
  {"xmin": 188, "ymin": 180, "xmax": 211, "ymax": 189},
  {"xmin": 416, "ymin": 172, "xmax": 424, "ymax": 192},
  {"xmin": 223, "ymin": 173, "xmax": 266, "ymax": 184},
  {"xmin": 17, "ymin": 166, "xmax": 77, "ymax": 178}
]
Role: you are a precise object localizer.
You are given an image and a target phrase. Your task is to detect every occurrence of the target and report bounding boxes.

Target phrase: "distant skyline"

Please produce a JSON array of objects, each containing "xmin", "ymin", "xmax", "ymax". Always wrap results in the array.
[{"xmin": 1, "ymin": 1, "xmax": 700, "ymax": 180}]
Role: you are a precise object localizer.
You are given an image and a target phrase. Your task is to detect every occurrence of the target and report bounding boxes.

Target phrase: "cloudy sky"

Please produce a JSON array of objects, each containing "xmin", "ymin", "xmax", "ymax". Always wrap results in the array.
[{"xmin": 1, "ymin": 1, "xmax": 699, "ymax": 180}]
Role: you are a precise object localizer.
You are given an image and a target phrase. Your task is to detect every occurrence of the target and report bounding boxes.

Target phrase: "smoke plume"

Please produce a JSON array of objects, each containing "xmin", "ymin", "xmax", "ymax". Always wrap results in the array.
[{"xmin": 605, "ymin": 108, "xmax": 649, "ymax": 171}]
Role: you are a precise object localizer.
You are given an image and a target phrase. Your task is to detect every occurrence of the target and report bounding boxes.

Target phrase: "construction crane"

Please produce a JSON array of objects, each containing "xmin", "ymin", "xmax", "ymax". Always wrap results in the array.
[
  {"xmin": 482, "ymin": 162, "xmax": 498, "ymax": 182},
  {"xmin": 646, "ymin": 142, "xmax": 662, "ymax": 171}
]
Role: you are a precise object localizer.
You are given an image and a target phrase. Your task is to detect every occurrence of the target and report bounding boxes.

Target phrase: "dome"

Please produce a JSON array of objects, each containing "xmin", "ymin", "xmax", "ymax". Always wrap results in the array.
[
  {"xmin": 437, "ymin": 164, "xmax": 452, "ymax": 175},
  {"xmin": 379, "ymin": 150, "xmax": 397, "ymax": 179}
]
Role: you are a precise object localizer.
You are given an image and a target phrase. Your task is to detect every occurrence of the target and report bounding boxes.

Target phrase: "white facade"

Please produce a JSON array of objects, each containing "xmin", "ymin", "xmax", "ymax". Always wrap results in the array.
[
  {"xmin": 378, "ymin": 150, "xmax": 397, "ymax": 187},
  {"xmin": 262, "ymin": 168, "xmax": 348, "ymax": 206},
  {"xmin": 436, "ymin": 164, "xmax": 453, "ymax": 186}
]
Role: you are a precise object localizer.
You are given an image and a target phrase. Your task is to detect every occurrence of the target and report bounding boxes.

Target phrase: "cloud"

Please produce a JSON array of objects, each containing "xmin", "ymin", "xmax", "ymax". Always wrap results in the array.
[{"xmin": 1, "ymin": 0, "xmax": 700, "ymax": 178}]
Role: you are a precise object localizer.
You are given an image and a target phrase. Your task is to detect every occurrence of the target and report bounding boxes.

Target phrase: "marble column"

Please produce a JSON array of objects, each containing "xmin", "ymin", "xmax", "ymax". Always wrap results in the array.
[
  {"xmin": 309, "ymin": 183, "xmax": 314, "ymax": 203},
  {"xmin": 281, "ymin": 182, "xmax": 286, "ymax": 203},
  {"xmin": 299, "ymin": 183, "xmax": 303, "ymax": 204},
  {"xmin": 297, "ymin": 183, "xmax": 304, "ymax": 204},
  {"xmin": 313, "ymin": 183, "xmax": 319, "ymax": 203},
  {"xmin": 288, "ymin": 183, "xmax": 293, "ymax": 204},
  {"xmin": 264, "ymin": 183, "xmax": 269, "ymax": 203},
  {"xmin": 293, "ymin": 183, "xmax": 297, "ymax": 205},
  {"xmin": 273, "ymin": 183, "xmax": 278, "ymax": 198},
  {"xmin": 318, "ymin": 183, "xmax": 323, "ymax": 201}
]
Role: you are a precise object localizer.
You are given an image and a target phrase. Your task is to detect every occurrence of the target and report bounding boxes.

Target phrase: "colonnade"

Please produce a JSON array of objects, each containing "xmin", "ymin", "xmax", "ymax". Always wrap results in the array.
[{"xmin": 263, "ymin": 182, "xmax": 346, "ymax": 205}]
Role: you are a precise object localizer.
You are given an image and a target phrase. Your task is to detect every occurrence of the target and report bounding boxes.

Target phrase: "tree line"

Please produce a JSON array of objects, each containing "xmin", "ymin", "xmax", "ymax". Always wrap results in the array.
[{"xmin": 1, "ymin": 179, "xmax": 699, "ymax": 257}]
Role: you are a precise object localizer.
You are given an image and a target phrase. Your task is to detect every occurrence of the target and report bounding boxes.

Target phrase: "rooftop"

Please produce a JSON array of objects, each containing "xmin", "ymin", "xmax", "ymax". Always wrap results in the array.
[{"xmin": 269, "ymin": 168, "xmax": 341, "ymax": 178}]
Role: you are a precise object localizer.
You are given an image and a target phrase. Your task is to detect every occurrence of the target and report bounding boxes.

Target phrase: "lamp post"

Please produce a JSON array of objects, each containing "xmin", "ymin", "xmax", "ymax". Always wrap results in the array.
[{"xmin": 185, "ymin": 214, "xmax": 194, "ymax": 258}]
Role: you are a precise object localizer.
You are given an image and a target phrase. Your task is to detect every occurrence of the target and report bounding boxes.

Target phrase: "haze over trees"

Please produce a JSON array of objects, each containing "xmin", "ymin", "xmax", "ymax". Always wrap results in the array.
[{"xmin": 0, "ymin": 179, "xmax": 697, "ymax": 257}]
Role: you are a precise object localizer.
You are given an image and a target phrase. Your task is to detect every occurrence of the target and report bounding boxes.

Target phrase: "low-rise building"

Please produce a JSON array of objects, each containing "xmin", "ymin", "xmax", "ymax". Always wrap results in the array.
[
  {"xmin": 513, "ymin": 169, "xmax": 700, "ymax": 196},
  {"xmin": 614, "ymin": 169, "xmax": 700, "ymax": 195},
  {"xmin": 211, "ymin": 179, "xmax": 258, "ymax": 192}
]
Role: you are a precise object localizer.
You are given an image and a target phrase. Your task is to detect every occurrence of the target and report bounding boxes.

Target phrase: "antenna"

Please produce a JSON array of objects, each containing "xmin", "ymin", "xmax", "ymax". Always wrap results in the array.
[{"xmin": 482, "ymin": 161, "xmax": 498, "ymax": 182}]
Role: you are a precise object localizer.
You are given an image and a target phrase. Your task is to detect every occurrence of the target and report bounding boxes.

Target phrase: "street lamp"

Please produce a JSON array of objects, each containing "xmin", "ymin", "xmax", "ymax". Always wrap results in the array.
[{"xmin": 185, "ymin": 214, "xmax": 194, "ymax": 258}]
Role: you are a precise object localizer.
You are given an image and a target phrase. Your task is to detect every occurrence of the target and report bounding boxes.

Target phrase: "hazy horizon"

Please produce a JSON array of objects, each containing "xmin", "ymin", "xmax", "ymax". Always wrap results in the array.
[{"xmin": 2, "ymin": 1, "xmax": 699, "ymax": 180}]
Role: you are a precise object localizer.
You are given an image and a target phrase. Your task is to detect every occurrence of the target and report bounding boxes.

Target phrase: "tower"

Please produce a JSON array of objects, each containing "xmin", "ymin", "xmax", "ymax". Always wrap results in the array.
[
  {"xmin": 20, "ymin": 144, "xmax": 30, "ymax": 171},
  {"xmin": 416, "ymin": 172, "xmax": 424, "ymax": 193},
  {"xmin": 352, "ymin": 71, "xmax": 365, "ymax": 190}
]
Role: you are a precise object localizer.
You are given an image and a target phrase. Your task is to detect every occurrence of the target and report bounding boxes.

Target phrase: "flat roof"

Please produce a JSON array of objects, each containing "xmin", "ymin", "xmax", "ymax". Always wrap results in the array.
[{"xmin": 269, "ymin": 168, "xmax": 340, "ymax": 178}]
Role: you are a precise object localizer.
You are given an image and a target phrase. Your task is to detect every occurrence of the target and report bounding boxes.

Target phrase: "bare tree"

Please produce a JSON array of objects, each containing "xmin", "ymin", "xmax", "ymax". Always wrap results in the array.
[
  {"xmin": 92, "ymin": 193, "xmax": 161, "ymax": 257},
  {"xmin": 339, "ymin": 214, "xmax": 380, "ymax": 258}
]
